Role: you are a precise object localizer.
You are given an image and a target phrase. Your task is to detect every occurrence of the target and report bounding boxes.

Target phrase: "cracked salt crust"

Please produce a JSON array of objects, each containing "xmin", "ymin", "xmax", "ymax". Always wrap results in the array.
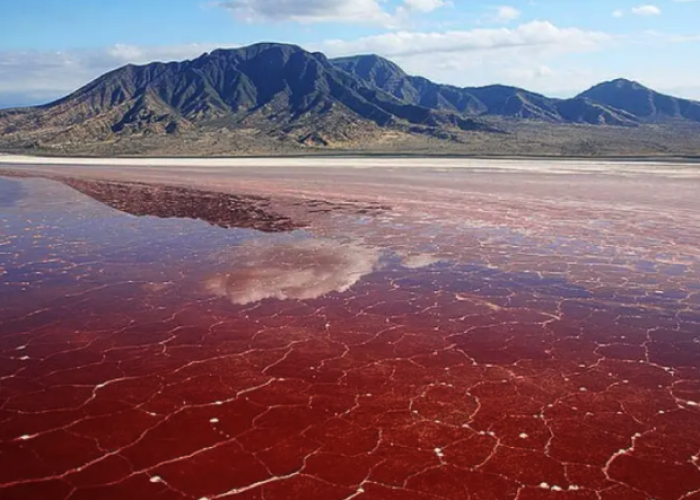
[{"xmin": 2, "ymin": 166, "xmax": 700, "ymax": 499}]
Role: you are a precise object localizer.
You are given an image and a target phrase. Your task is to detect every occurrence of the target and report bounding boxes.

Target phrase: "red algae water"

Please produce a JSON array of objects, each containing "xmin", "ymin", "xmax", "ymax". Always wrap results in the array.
[{"xmin": 1, "ymin": 167, "xmax": 700, "ymax": 500}]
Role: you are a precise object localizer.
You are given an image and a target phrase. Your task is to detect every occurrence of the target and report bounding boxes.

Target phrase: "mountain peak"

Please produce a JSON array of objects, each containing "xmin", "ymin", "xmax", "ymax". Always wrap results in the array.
[
  {"xmin": 588, "ymin": 78, "xmax": 648, "ymax": 91},
  {"xmin": 332, "ymin": 54, "xmax": 408, "ymax": 80},
  {"xmin": 577, "ymin": 77, "xmax": 700, "ymax": 121},
  {"xmin": 207, "ymin": 42, "xmax": 307, "ymax": 60}
]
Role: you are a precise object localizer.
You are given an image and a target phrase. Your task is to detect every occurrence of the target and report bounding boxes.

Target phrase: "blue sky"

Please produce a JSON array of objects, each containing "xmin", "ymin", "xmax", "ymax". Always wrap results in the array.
[{"xmin": 1, "ymin": 0, "xmax": 699, "ymax": 107}]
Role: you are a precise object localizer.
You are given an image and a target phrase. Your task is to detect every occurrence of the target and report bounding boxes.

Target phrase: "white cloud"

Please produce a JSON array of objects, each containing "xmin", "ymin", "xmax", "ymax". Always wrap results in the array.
[
  {"xmin": 402, "ymin": 0, "xmax": 448, "ymax": 13},
  {"xmin": 214, "ymin": 0, "xmax": 392, "ymax": 24},
  {"xmin": 631, "ymin": 5, "xmax": 661, "ymax": 15},
  {"xmin": 0, "ymin": 43, "xmax": 236, "ymax": 102},
  {"xmin": 206, "ymin": 239, "xmax": 380, "ymax": 304},
  {"xmin": 320, "ymin": 21, "xmax": 611, "ymax": 58},
  {"xmin": 496, "ymin": 6, "xmax": 521, "ymax": 22},
  {"xmin": 399, "ymin": 253, "xmax": 443, "ymax": 268},
  {"xmin": 214, "ymin": 0, "xmax": 448, "ymax": 26},
  {"xmin": 612, "ymin": 9, "xmax": 624, "ymax": 18},
  {"xmin": 503, "ymin": 64, "xmax": 554, "ymax": 80}
]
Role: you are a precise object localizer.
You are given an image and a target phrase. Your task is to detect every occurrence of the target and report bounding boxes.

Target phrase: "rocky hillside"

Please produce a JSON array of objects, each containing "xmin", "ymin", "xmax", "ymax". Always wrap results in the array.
[{"xmin": 0, "ymin": 43, "xmax": 492, "ymax": 151}]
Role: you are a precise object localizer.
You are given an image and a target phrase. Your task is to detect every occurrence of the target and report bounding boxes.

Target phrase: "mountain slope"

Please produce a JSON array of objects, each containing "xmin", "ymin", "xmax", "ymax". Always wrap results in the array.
[
  {"xmin": 577, "ymin": 78, "xmax": 700, "ymax": 123},
  {"xmin": 554, "ymin": 97, "xmax": 640, "ymax": 126}
]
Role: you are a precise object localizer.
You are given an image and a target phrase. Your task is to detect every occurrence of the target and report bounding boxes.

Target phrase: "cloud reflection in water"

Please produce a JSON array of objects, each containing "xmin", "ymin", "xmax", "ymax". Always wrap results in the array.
[{"xmin": 206, "ymin": 239, "xmax": 382, "ymax": 304}]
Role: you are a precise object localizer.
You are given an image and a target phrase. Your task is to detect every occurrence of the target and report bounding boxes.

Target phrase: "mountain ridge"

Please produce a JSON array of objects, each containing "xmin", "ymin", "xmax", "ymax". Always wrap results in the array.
[
  {"xmin": 1, "ymin": 42, "xmax": 699, "ymax": 156},
  {"xmin": 331, "ymin": 54, "xmax": 694, "ymax": 127}
]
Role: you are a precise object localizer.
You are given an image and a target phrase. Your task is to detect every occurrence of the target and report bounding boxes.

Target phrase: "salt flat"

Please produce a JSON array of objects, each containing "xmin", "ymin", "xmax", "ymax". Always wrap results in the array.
[{"xmin": 2, "ymin": 153, "xmax": 700, "ymax": 177}]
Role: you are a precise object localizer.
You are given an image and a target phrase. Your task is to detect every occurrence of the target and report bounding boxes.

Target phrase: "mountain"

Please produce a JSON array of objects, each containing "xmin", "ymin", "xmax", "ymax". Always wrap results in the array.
[
  {"xmin": 577, "ymin": 78, "xmax": 700, "ymax": 123},
  {"xmin": 1, "ymin": 43, "xmax": 699, "ymax": 156},
  {"xmin": 0, "ymin": 43, "xmax": 492, "ymax": 152},
  {"xmin": 332, "ymin": 55, "xmax": 643, "ymax": 126}
]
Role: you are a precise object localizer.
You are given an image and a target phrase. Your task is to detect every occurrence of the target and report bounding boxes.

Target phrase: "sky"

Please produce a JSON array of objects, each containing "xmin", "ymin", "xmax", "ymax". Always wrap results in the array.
[{"xmin": 1, "ymin": 0, "xmax": 700, "ymax": 107}]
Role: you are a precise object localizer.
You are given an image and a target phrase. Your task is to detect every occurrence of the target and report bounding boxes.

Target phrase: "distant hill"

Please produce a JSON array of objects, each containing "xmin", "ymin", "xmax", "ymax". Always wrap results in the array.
[
  {"xmin": 1, "ymin": 42, "xmax": 699, "ymax": 156},
  {"xmin": 577, "ymin": 78, "xmax": 700, "ymax": 123}
]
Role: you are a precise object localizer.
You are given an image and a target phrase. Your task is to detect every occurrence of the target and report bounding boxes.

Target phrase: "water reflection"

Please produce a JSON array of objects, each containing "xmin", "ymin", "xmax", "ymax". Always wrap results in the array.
[
  {"xmin": 206, "ymin": 239, "xmax": 382, "ymax": 304},
  {"xmin": 62, "ymin": 178, "xmax": 301, "ymax": 233},
  {"xmin": 399, "ymin": 252, "xmax": 443, "ymax": 269}
]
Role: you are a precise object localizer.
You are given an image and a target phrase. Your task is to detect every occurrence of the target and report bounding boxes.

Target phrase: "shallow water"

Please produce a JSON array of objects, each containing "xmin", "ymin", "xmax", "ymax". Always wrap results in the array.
[{"xmin": 1, "ymin": 175, "xmax": 699, "ymax": 500}]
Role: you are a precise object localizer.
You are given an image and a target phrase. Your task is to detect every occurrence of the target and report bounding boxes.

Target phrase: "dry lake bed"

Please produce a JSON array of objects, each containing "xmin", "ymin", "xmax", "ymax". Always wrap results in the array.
[{"xmin": 1, "ymin": 156, "xmax": 700, "ymax": 500}]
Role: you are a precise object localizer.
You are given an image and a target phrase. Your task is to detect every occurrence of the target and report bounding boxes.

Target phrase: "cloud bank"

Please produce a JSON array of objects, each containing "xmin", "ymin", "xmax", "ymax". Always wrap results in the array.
[{"xmin": 321, "ymin": 21, "xmax": 611, "ymax": 57}]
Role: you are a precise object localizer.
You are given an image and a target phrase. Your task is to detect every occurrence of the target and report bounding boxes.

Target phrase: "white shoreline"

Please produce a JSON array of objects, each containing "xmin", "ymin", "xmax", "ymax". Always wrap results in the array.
[{"xmin": 1, "ymin": 154, "xmax": 700, "ymax": 177}]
